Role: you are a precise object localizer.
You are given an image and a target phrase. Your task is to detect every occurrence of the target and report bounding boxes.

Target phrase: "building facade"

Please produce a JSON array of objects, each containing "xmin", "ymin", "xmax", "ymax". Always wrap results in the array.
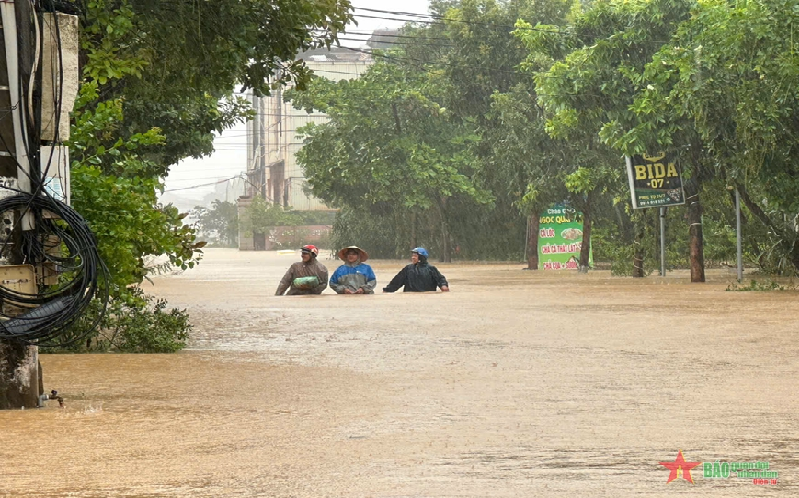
[
  {"xmin": 238, "ymin": 46, "xmax": 375, "ymax": 250},
  {"xmin": 242, "ymin": 52, "xmax": 372, "ymax": 210}
]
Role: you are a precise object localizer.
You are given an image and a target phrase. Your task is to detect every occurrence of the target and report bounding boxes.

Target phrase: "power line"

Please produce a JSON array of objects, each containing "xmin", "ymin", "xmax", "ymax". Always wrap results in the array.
[
  {"xmin": 336, "ymin": 45, "xmax": 526, "ymax": 76},
  {"xmin": 163, "ymin": 175, "xmax": 243, "ymax": 193},
  {"xmin": 166, "ymin": 175, "xmax": 245, "ymax": 182},
  {"xmin": 351, "ymin": 7, "xmax": 574, "ymax": 35},
  {"xmin": 337, "ymin": 36, "xmax": 455, "ymax": 48},
  {"xmin": 351, "ymin": 8, "xmax": 672, "ymax": 45},
  {"xmin": 342, "ymin": 30, "xmax": 455, "ymax": 43}
]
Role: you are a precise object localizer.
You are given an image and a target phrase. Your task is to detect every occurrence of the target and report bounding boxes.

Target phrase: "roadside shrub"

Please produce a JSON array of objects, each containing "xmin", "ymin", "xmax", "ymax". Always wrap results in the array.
[{"xmin": 43, "ymin": 287, "xmax": 191, "ymax": 353}]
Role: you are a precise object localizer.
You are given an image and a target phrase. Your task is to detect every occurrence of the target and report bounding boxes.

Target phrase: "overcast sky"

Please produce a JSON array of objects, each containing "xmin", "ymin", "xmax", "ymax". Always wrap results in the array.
[{"xmin": 162, "ymin": 0, "xmax": 432, "ymax": 203}]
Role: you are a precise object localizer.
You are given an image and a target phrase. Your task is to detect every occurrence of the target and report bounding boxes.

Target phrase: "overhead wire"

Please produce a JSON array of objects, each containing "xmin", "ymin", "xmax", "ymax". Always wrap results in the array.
[
  {"xmin": 350, "ymin": 8, "xmax": 572, "ymax": 35},
  {"xmin": 350, "ymin": 7, "xmax": 672, "ymax": 44},
  {"xmin": 162, "ymin": 175, "xmax": 243, "ymax": 193}
]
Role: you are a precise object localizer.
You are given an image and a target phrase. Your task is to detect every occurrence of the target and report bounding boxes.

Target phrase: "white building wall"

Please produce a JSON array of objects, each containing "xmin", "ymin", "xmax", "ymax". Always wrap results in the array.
[{"xmin": 246, "ymin": 60, "xmax": 372, "ymax": 210}]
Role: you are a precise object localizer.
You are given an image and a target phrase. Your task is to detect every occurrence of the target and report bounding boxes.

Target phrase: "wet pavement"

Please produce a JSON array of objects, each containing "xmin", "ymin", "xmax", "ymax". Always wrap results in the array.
[{"xmin": 1, "ymin": 248, "xmax": 797, "ymax": 496}]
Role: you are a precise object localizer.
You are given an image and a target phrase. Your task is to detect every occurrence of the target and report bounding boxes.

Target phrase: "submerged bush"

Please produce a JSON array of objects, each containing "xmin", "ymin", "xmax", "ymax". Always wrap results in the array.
[{"xmin": 44, "ymin": 288, "xmax": 191, "ymax": 354}]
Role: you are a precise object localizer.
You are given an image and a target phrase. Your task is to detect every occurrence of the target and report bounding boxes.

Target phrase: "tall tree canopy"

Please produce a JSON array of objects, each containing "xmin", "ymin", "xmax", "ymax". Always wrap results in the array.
[
  {"xmin": 80, "ymin": 0, "xmax": 354, "ymax": 174},
  {"xmin": 291, "ymin": 60, "xmax": 490, "ymax": 260}
]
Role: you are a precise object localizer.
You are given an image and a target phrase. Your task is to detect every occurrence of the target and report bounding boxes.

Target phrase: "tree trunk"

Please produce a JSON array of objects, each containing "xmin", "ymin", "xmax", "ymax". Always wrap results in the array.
[
  {"xmin": 440, "ymin": 219, "xmax": 451, "ymax": 263},
  {"xmin": 437, "ymin": 198, "xmax": 451, "ymax": 263},
  {"xmin": 527, "ymin": 213, "xmax": 539, "ymax": 270},
  {"xmin": 687, "ymin": 192, "xmax": 706, "ymax": 282},
  {"xmin": 632, "ymin": 214, "xmax": 646, "ymax": 278},
  {"xmin": 739, "ymin": 187, "xmax": 799, "ymax": 272},
  {"xmin": 578, "ymin": 206, "xmax": 591, "ymax": 273},
  {"xmin": 0, "ymin": 341, "xmax": 41, "ymax": 410},
  {"xmin": 738, "ymin": 186, "xmax": 775, "ymax": 233},
  {"xmin": 410, "ymin": 211, "xmax": 417, "ymax": 249}
]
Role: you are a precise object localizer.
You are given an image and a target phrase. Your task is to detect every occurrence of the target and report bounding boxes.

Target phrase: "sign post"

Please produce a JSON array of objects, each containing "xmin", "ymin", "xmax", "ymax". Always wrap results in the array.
[
  {"xmin": 625, "ymin": 153, "xmax": 685, "ymax": 277},
  {"xmin": 660, "ymin": 207, "xmax": 666, "ymax": 276},
  {"xmin": 735, "ymin": 189, "xmax": 743, "ymax": 281}
]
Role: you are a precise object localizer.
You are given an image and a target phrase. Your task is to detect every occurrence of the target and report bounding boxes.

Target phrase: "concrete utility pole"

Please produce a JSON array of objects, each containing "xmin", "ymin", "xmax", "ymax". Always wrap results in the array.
[
  {"xmin": 0, "ymin": 0, "xmax": 40, "ymax": 410},
  {"xmin": 0, "ymin": 2, "xmax": 78, "ymax": 409}
]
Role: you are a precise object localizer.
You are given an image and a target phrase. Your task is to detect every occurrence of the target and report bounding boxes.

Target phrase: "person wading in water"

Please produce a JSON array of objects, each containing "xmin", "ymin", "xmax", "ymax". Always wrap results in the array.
[
  {"xmin": 383, "ymin": 247, "xmax": 449, "ymax": 293},
  {"xmin": 275, "ymin": 245, "xmax": 328, "ymax": 295}
]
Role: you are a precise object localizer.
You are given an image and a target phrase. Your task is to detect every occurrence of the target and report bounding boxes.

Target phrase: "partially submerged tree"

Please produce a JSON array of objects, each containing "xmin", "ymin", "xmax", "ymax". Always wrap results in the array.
[
  {"xmin": 56, "ymin": 0, "xmax": 353, "ymax": 350},
  {"xmin": 619, "ymin": 0, "xmax": 799, "ymax": 273},
  {"xmin": 240, "ymin": 196, "xmax": 302, "ymax": 239},
  {"xmin": 197, "ymin": 201, "xmax": 239, "ymax": 247}
]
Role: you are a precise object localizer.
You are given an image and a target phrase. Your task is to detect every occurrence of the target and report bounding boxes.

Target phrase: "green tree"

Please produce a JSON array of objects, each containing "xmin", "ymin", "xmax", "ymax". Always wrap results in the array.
[
  {"xmin": 80, "ymin": 0, "xmax": 355, "ymax": 175},
  {"xmin": 619, "ymin": 0, "xmax": 799, "ymax": 273},
  {"xmin": 521, "ymin": 0, "xmax": 702, "ymax": 277},
  {"xmin": 400, "ymin": 0, "xmax": 573, "ymax": 266},
  {"xmin": 290, "ymin": 60, "xmax": 490, "ymax": 261},
  {"xmin": 240, "ymin": 196, "xmax": 301, "ymax": 239},
  {"xmin": 198, "ymin": 200, "xmax": 239, "ymax": 247},
  {"xmin": 482, "ymin": 84, "xmax": 570, "ymax": 268},
  {"xmin": 70, "ymin": 14, "xmax": 204, "ymax": 293},
  {"xmin": 58, "ymin": 0, "xmax": 353, "ymax": 350}
]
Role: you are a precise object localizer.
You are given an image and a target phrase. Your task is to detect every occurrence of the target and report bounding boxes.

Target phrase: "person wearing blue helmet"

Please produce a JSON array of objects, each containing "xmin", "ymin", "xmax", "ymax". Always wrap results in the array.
[{"xmin": 383, "ymin": 247, "xmax": 449, "ymax": 293}]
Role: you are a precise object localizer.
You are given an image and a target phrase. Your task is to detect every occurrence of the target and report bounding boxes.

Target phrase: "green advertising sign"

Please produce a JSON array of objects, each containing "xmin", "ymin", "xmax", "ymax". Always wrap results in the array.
[{"xmin": 538, "ymin": 205, "xmax": 592, "ymax": 270}]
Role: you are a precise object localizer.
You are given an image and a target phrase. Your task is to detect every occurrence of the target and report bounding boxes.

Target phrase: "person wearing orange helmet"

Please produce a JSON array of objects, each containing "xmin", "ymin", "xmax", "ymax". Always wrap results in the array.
[{"xmin": 275, "ymin": 245, "xmax": 328, "ymax": 295}]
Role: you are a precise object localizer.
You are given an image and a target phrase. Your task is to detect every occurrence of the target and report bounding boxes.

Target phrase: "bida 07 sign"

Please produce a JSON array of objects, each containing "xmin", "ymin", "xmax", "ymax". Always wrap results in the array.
[
  {"xmin": 625, "ymin": 153, "xmax": 685, "ymax": 209},
  {"xmin": 538, "ymin": 205, "xmax": 592, "ymax": 270}
]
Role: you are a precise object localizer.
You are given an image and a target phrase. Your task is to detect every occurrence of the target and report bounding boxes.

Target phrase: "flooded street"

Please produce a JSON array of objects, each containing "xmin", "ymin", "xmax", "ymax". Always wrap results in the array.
[{"xmin": 2, "ymin": 248, "xmax": 798, "ymax": 496}]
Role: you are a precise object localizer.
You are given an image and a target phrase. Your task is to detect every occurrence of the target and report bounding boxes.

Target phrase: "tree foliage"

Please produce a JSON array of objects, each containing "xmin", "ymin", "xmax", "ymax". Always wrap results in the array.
[
  {"xmin": 622, "ymin": 0, "xmax": 799, "ymax": 271},
  {"xmin": 197, "ymin": 200, "xmax": 239, "ymax": 247},
  {"xmin": 291, "ymin": 59, "xmax": 492, "ymax": 260},
  {"xmin": 60, "ymin": 0, "xmax": 353, "ymax": 351},
  {"xmin": 78, "ymin": 0, "xmax": 354, "ymax": 174},
  {"xmin": 240, "ymin": 196, "xmax": 303, "ymax": 237}
]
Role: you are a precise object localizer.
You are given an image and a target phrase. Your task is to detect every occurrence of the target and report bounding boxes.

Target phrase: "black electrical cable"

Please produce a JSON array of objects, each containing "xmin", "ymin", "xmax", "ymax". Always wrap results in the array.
[
  {"xmin": 0, "ymin": 2, "xmax": 108, "ymax": 347},
  {"xmin": 0, "ymin": 193, "xmax": 109, "ymax": 347}
]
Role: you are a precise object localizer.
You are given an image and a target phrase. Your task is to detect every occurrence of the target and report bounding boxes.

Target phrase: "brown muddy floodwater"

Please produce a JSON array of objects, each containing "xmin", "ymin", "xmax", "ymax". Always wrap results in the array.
[{"xmin": 1, "ymin": 248, "xmax": 798, "ymax": 497}]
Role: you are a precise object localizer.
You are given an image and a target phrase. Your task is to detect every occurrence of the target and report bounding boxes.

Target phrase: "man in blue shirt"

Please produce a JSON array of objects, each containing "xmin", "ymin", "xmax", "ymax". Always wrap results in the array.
[{"xmin": 329, "ymin": 246, "xmax": 377, "ymax": 294}]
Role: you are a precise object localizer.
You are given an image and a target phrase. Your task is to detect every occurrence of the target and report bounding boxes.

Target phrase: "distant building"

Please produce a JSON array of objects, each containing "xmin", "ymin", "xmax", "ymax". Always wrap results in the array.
[
  {"xmin": 239, "ymin": 41, "xmax": 375, "ymax": 250},
  {"xmin": 210, "ymin": 176, "xmax": 246, "ymax": 204},
  {"xmin": 367, "ymin": 29, "xmax": 401, "ymax": 49},
  {"xmin": 242, "ymin": 52, "xmax": 372, "ymax": 210}
]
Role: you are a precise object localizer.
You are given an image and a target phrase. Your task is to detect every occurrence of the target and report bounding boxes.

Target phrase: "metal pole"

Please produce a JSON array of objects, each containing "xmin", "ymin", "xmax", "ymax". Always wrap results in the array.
[
  {"xmin": 736, "ymin": 189, "xmax": 743, "ymax": 281},
  {"xmin": 660, "ymin": 207, "xmax": 666, "ymax": 276},
  {"xmin": 0, "ymin": 0, "xmax": 40, "ymax": 410},
  {"xmin": 523, "ymin": 214, "xmax": 529, "ymax": 265}
]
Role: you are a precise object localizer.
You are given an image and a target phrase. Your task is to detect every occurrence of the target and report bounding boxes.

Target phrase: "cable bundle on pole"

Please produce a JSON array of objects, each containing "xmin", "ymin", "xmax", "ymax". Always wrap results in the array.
[{"xmin": 0, "ymin": 192, "xmax": 108, "ymax": 346}]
